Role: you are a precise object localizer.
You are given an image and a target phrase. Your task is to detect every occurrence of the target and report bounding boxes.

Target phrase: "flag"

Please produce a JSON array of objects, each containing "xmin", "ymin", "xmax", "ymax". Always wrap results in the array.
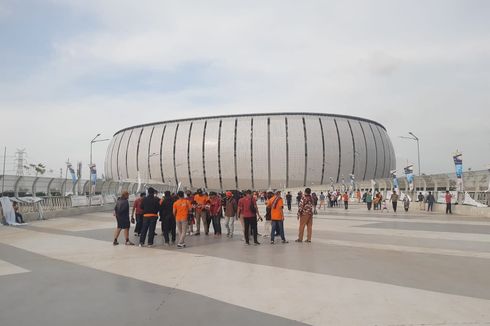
[
  {"xmin": 453, "ymin": 152, "xmax": 464, "ymax": 191},
  {"xmin": 390, "ymin": 170, "xmax": 398, "ymax": 190},
  {"xmin": 404, "ymin": 165, "xmax": 414, "ymax": 191},
  {"xmin": 67, "ymin": 162, "xmax": 77, "ymax": 183}
]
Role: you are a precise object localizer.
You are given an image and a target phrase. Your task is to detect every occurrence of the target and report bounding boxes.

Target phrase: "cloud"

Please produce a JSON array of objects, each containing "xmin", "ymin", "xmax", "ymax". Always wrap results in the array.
[{"xmin": 0, "ymin": 0, "xmax": 489, "ymax": 176}]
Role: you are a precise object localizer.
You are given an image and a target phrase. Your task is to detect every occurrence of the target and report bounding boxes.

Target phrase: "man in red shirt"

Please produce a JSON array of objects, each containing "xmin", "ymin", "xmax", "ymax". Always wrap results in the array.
[
  {"xmin": 445, "ymin": 191, "xmax": 453, "ymax": 214},
  {"xmin": 131, "ymin": 192, "xmax": 145, "ymax": 236},
  {"xmin": 208, "ymin": 192, "xmax": 222, "ymax": 236},
  {"xmin": 237, "ymin": 190, "xmax": 262, "ymax": 245}
]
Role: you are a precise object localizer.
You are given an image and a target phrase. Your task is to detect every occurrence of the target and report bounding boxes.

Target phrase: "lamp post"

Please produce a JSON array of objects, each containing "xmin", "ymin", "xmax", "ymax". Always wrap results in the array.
[
  {"xmin": 399, "ymin": 132, "xmax": 421, "ymax": 176},
  {"xmin": 89, "ymin": 134, "xmax": 109, "ymax": 199}
]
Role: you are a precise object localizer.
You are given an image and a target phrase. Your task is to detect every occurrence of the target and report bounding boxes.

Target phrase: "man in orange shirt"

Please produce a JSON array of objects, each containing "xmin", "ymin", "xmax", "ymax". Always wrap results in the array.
[
  {"xmin": 193, "ymin": 189, "xmax": 209, "ymax": 236},
  {"xmin": 173, "ymin": 191, "xmax": 192, "ymax": 248},
  {"xmin": 269, "ymin": 190, "xmax": 288, "ymax": 244}
]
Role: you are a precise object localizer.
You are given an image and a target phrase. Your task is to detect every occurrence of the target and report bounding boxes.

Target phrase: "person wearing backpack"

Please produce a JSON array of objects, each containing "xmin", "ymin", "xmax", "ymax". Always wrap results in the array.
[
  {"xmin": 237, "ymin": 189, "xmax": 262, "ymax": 245},
  {"xmin": 295, "ymin": 188, "xmax": 314, "ymax": 243},
  {"xmin": 269, "ymin": 190, "xmax": 288, "ymax": 244}
]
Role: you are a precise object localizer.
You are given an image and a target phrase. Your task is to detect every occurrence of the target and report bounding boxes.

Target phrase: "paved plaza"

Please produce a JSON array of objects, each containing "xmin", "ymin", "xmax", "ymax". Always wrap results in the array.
[{"xmin": 1, "ymin": 203, "xmax": 490, "ymax": 326}]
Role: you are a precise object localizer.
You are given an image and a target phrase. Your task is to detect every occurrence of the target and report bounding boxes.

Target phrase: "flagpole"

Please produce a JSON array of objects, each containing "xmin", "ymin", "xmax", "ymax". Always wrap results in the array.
[{"xmin": 1, "ymin": 146, "xmax": 6, "ymax": 196}]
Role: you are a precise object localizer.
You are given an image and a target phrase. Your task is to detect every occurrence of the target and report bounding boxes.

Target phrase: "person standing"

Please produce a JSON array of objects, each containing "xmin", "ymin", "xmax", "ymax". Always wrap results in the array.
[
  {"xmin": 417, "ymin": 192, "xmax": 425, "ymax": 211},
  {"xmin": 113, "ymin": 191, "xmax": 134, "ymax": 246},
  {"xmin": 208, "ymin": 192, "xmax": 222, "ymax": 236},
  {"xmin": 193, "ymin": 189, "xmax": 209, "ymax": 236},
  {"xmin": 185, "ymin": 190, "xmax": 195, "ymax": 235},
  {"xmin": 224, "ymin": 191, "xmax": 237, "ymax": 237},
  {"xmin": 426, "ymin": 191, "xmax": 435, "ymax": 212},
  {"xmin": 403, "ymin": 195, "xmax": 410, "ymax": 212},
  {"xmin": 237, "ymin": 190, "xmax": 261, "ymax": 245},
  {"xmin": 445, "ymin": 191, "xmax": 453, "ymax": 214},
  {"xmin": 131, "ymin": 192, "xmax": 145, "ymax": 237},
  {"xmin": 269, "ymin": 190, "xmax": 288, "ymax": 244},
  {"xmin": 390, "ymin": 189, "xmax": 399, "ymax": 213},
  {"xmin": 312, "ymin": 192, "xmax": 318, "ymax": 215},
  {"xmin": 285, "ymin": 191, "xmax": 293, "ymax": 212},
  {"xmin": 318, "ymin": 192, "xmax": 326, "ymax": 210},
  {"xmin": 173, "ymin": 191, "xmax": 192, "ymax": 248},
  {"xmin": 366, "ymin": 190, "xmax": 373, "ymax": 211},
  {"xmin": 263, "ymin": 191, "xmax": 274, "ymax": 238},
  {"xmin": 342, "ymin": 192, "xmax": 349, "ymax": 210},
  {"xmin": 296, "ymin": 188, "xmax": 314, "ymax": 243},
  {"xmin": 159, "ymin": 191, "xmax": 176, "ymax": 246},
  {"xmin": 139, "ymin": 187, "xmax": 160, "ymax": 247}
]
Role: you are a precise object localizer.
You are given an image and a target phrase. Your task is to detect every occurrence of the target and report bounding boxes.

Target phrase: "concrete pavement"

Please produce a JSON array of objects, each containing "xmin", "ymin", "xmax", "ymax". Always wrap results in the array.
[{"xmin": 1, "ymin": 203, "xmax": 490, "ymax": 325}]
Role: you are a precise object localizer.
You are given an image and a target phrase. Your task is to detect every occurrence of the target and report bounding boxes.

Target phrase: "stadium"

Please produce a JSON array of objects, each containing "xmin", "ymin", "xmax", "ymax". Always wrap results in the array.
[{"xmin": 104, "ymin": 113, "xmax": 396, "ymax": 191}]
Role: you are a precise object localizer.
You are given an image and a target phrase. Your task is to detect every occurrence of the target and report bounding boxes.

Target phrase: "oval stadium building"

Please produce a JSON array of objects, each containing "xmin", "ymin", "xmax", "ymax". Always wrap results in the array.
[{"xmin": 104, "ymin": 113, "xmax": 395, "ymax": 191}]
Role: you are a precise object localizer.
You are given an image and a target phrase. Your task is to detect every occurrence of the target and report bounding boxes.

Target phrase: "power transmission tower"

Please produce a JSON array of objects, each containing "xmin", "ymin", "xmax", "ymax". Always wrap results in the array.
[{"xmin": 15, "ymin": 149, "xmax": 26, "ymax": 176}]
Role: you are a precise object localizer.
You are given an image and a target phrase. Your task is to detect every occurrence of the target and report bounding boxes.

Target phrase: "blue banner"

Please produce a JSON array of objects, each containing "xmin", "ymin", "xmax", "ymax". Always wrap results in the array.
[
  {"xmin": 67, "ymin": 163, "xmax": 77, "ymax": 183},
  {"xmin": 404, "ymin": 165, "xmax": 414, "ymax": 191},
  {"xmin": 90, "ymin": 164, "xmax": 97, "ymax": 185},
  {"xmin": 453, "ymin": 154, "xmax": 463, "ymax": 178},
  {"xmin": 391, "ymin": 170, "xmax": 398, "ymax": 189}
]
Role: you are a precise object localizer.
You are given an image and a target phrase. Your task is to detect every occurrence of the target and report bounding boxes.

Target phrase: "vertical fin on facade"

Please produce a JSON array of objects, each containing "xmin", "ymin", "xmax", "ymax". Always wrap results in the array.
[
  {"xmin": 359, "ymin": 121, "xmax": 368, "ymax": 181},
  {"xmin": 347, "ymin": 120, "xmax": 356, "ymax": 175},
  {"xmin": 173, "ymin": 124, "xmax": 179, "ymax": 185},
  {"xmin": 285, "ymin": 117, "xmax": 289, "ymax": 188},
  {"xmin": 368, "ymin": 123, "xmax": 379, "ymax": 179},
  {"xmin": 147, "ymin": 126, "xmax": 155, "ymax": 180},
  {"xmin": 125, "ymin": 129, "xmax": 133, "ymax": 180},
  {"xmin": 187, "ymin": 122, "xmax": 193, "ymax": 188},
  {"xmin": 302, "ymin": 117, "xmax": 308, "ymax": 187},
  {"xmin": 218, "ymin": 120, "xmax": 223, "ymax": 191},
  {"xmin": 250, "ymin": 118, "xmax": 254, "ymax": 190},
  {"xmin": 202, "ymin": 121, "xmax": 208, "ymax": 189},
  {"xmin": 319, "ymin": 118, "xmax": 326, "ymax": 185},
  {"xmin": 159, "ymin": 125, "xmax": 166, "ymax": 183},
  {"xmin": 334, "ymin": 119, "xmax": 341, "ymax": 183}
]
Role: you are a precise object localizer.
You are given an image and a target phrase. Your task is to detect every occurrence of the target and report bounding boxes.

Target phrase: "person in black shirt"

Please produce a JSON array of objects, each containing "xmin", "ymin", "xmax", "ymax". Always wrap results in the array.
[
  {"xmin": 160, "ymin": 191, "xmax": 176, "ymax": 245},
  {"xmin": 285, "ymin": 192, "xmax": 292, "ymax": 211},
  {"xmin": 113, "ymin": 191, "xmax": 134, "ymax": 246},
  {"xmin": 139, "ymin": 187, "xmax": 160, "ymax": 247}
]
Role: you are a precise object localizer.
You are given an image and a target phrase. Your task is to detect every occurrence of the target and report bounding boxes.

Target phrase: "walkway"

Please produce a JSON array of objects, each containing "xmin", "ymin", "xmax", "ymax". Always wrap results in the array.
[{"xmin": 1, "ymin": 203, "xmax": 490, "ymax": 325}]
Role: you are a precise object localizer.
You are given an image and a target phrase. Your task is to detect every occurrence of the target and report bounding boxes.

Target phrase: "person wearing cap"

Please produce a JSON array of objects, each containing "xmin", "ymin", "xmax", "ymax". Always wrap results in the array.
[
  {"xmin": 208, "ymin": 191, "xmax": 223, "ymax": 236},
  {"xmin": 193, "ymin": 189, "xmax": 209, "ymax": 236},
  {"xmin": 159, "ymin": 191, "xmax": 176, "ymax": 245},
  {"xmin": 224, "ymin": 191, "xmax": 237, "ymax": 237},
  {"xmin": 237, "ymin": 189, "xmax": 262, "ymax": 245},
  {"xmin": 139, "ymin": 187, "xmax": 160, "ymax": 247},
  {"xmin": 113, "ymin": 191, "xmax": 134, "ymax": 246},
  {"xmin": 269, "ymin": 190, "xmax": 288, "ymax": 244},
  {"xmin": 173, "ymin": 191, "xmax": 192, "ymax": 248},
  {"xmin": 131, "ymin": 192, "xmax": 145, "ymax": 237}
]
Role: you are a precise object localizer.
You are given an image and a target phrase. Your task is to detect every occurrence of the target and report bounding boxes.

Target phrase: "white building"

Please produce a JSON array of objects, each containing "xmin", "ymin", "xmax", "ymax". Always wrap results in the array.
[{"xmin": 104, "ymin": 113, "xmax": 395, "ymax": 191}]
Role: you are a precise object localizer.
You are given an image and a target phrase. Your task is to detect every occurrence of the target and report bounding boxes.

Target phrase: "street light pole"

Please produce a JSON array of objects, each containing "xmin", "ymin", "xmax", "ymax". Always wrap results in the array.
[
  {"xmin": 399, "ymin": 132, "xmax": 421, "ymax": 176},
  {"xmin": 89, "ymin": 133, "xmax": 110, "ymax": 200}
]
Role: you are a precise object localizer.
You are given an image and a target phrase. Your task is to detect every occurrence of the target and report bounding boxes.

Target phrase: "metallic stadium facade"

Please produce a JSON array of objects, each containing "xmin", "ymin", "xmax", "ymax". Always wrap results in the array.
[{"xmin": 105, "ymin": 113, "xmax": 395, "ymax": 191}]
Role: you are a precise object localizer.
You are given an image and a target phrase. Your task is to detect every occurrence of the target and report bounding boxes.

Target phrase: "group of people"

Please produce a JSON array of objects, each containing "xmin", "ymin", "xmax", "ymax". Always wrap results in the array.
[{"xmin": 113, "ymin": 187, "xmax": 317, "ymax": 248}]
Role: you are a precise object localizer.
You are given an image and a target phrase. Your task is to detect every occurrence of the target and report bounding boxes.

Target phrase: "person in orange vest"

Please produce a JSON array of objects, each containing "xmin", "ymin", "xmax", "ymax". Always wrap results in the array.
[
  {"xmin": 173, "ymin": 191, "xmax": 192, "ymax": 248},
  {"xmin": 269, "ymin": 190, "xmax": 288, "ymax": 244},
  {"xmin": 193, "ymin": 189, "xmax": 209, "ymax": 236},
  {"xmin": 342, "ymin": 192, "xmax": 349, "ymax": 210}
]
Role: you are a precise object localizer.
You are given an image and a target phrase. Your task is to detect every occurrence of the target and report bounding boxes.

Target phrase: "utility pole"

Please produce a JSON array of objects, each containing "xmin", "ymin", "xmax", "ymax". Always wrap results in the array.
[{"xmin": 1, "ymin": 146, "xmax": 6, "ymax": 196}]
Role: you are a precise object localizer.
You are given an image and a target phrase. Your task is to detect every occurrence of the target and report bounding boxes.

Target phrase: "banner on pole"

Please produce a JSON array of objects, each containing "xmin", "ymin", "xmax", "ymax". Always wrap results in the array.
[
  {"xmin": 453, "ymin": 152, "xmax": 464, "ymax": 191},
  {"xmin": 390, "ymin": 170, "xmax": 398, "ymax": 190},
  {"xmin": 67, "ymin": 162, "xmax": 77, "ymax": 183},
  {"xmin": 404, "ymin": 164, "xmax": 414, "ymax": 191}
]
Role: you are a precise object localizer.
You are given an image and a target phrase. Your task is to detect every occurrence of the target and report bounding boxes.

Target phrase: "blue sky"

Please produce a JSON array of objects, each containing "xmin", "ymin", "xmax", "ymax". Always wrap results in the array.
[{"xmin": 0, "ymin": 0, "xmax": 489, "ymax": 178}]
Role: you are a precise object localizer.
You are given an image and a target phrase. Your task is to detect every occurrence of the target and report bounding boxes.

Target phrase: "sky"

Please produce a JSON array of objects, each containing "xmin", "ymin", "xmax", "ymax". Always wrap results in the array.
[{"xmin": 0, "ymin": 0, "xmax": 489, "ymax": 179}]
